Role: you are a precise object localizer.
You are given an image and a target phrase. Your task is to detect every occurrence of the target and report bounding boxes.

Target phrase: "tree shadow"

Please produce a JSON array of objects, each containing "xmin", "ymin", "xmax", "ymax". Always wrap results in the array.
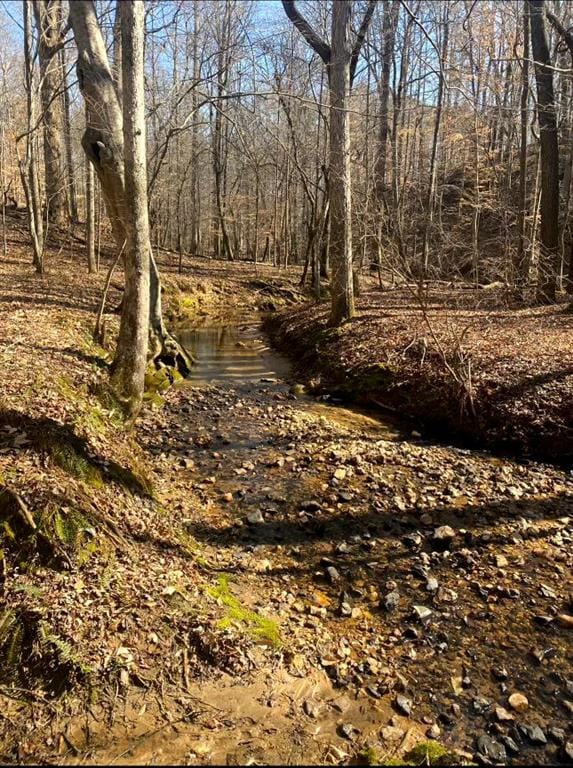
[
  {"xmin": 0, "ymin": 408, "xmax": 152, "ymax": 497},
  {"xmin": 26, "ymin": 343, "xmax": 110, "ymax": 370},
  {"xmin": 183, "ymin": 492, "xmax": 573, "ymax": 555},
  {"xmin": 0, "ymin": 293, "xmax": 98, "ymax": 313}
]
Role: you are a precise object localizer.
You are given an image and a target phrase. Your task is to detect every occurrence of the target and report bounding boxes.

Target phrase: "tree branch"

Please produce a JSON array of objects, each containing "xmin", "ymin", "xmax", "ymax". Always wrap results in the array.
[
  {"xmin": 350, "ymin": 0, "xmax": 377, "ymax": 86},
  {"xmin": 281, "ymin": 0, "xmax": 331, "ymax": 65},
  {"xmin": 546, "ymin": 10, "xmax": 573, "ymax": 59}
]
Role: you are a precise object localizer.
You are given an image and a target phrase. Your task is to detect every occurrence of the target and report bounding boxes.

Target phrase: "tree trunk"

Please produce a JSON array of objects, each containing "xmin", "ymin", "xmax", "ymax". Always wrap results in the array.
[
  {"xmin": 515, "ymin": 2, "xmax": 530, "ymax": 292},
  {"xmin": 111, "ymin": 0, "xmax": 150, "ymax": 417},
  {"xmin": 33, "ymin": 0, "xmax": 69, "ymax": 229},
  {"xmin": 375, "ymin": 0, "xmax": 399, "ymax": 204},
  {"xmin": 21, "ymin": 0, "xmax": 44, "ymax": 272},
  {"xmin": 528, "ymin": 0, "xmax": 560, "ymax": 303},
  {"xmin": 60, "ymin": 45, "xmax": 78, "ymax": 222},
  {"xmin": 421, "ymin": 5, "xmax": 449, "ymax": 277},
  {"xmin": 68, "ymin": 0, "xmax": 189, "ymax": 372},
  {"xmin": 85, "ymin": 146, "xmax": 96, "ymax": 273},
  {"xmin": 328, "ymin": 0, "xmax": 354, "ymax": 325}
]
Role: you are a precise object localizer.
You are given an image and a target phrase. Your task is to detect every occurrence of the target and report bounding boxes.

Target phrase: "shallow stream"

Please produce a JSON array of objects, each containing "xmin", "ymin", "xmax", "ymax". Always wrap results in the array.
[{"xmin": 178, "ymin": 319, "xmax": 291, "ymax": 386}]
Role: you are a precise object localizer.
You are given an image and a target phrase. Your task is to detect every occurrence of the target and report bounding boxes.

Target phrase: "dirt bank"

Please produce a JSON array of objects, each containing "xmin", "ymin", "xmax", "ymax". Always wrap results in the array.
[{"xmin": 265, "ymin": 286, "xmax": 573, "ymax": 469}]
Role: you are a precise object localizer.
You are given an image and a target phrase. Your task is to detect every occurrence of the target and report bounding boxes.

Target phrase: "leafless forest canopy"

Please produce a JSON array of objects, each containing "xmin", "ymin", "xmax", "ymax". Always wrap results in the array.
[{"xmin": 2, "ymin": 0, "xmax": 573, "ymax": 298}]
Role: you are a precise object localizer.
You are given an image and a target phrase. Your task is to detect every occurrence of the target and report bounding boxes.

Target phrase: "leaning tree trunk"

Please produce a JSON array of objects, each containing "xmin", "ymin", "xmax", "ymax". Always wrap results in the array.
[
  {"xmin": 68, "ymin": 0, "xmax": 190, "ymax": 369},
  {"xmin": 528, "ymin": 0, "xmax": 560, "ymax": 303},
  {"xmin": 112, "ymin": 0, "xmax": 150, "ymax": 417},
  {"xmin": 33, "ymin": 0, "xmax": 69, "ymax": 229}
]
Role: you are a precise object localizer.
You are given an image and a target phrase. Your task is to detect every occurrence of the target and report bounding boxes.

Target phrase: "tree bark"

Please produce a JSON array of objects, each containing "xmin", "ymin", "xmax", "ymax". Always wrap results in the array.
[
  {"xmin": 85, "ymin": 143, "xmax": 96, "ymax": 273},
  {"xmin": 33, "ymin": 0, "xmax": 69, "ymax": 229},
  {"xmin": 68, "ymin": 0, "xmax": 189, "ymax": 371},
  {"xmin": 111, "ymin": 0, "xmax": 150, "ymax": 416},
  {"xmin": 515, "ymin": 2, "xmax": 530, "ymax": 291},
  {"xmin": 528, "ymin": 0, "xmax": 559, "ymax": 303},
  {"xmin": 21, "ymin": 0, "xmax": 44, "ymax": 272},
  {"xmin": 328, "ymin": 0, "xmax": 354, "ymax": 325}
]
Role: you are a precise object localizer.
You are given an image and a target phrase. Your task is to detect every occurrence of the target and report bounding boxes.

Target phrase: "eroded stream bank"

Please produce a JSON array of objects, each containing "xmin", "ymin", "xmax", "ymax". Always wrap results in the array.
[{"xmin": 132, "ymin": 317, "xmax": 573, "ymax": 765}]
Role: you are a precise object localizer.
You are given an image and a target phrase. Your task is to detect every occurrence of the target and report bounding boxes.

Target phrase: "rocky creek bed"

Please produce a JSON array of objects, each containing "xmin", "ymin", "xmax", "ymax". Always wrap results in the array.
[{"xmin": 0, "ymin": 233, "xmax": 572, "ymax": 765}]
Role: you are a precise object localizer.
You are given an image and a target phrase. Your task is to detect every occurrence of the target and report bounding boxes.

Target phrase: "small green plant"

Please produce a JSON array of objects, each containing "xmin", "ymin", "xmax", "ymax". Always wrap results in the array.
[
  {"xmin": 403, "ymin": 741, "xmax": 455, "ymax": 766},
  {"xmin": 0, "ymin": 609, "xmax": 24, "ymax": 670},
  {"xmin": 38, "ymin": 621, "xmax": 92, "ymax": 675},
  {"xmin": 207, "ymin": 574, "xmax": 281, "ymax": 648},
  {"xmin": 357, "ymin": 746, "xmax": 382, "ymax": 765},
  {"xmin": 50, "ymin": 444, "xmax": 103, "ymax": 488}
]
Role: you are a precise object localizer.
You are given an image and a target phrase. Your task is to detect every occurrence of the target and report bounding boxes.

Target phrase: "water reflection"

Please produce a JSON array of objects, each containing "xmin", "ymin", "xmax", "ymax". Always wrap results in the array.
[{"xmin": 178, "ymin": 323, "xmax": 291, "ymax": 386}]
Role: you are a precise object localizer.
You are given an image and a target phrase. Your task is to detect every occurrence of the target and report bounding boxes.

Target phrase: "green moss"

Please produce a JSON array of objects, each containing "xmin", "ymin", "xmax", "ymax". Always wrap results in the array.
[
  {"xmin": 357, "ymin": 746, "xmax": 382, "ymax": 765},
  {"xmin": 357, "ymin": 362, "xmax": 397, "ymax": 389},
  {"xmin": 106, "ymin": 460, "xmax": 154, "ymax": 497},
  {"xmin": 207, "ymin": 574, "xmax": 281, "ymax": 648},
  {"xmin": 403, "ymin": 741, "xmax": 455, "ymax": 766},
  {"xmin": 37, "ymin": 503, "xmax": 95, "ymax": 557},
  {"xmin": 50, "ymin": 443, "xmax": 103, "ymax": 488}
]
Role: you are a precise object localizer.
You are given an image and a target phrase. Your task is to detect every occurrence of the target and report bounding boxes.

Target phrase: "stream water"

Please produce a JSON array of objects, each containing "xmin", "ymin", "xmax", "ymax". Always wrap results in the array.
[{"xmin": 178, "ymin": 319, "xmax": 292, "ymax": 386}]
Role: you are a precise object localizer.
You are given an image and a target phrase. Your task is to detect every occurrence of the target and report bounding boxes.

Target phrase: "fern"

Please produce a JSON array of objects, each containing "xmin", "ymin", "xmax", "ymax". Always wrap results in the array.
[
  {"xmin": 0, "ymin": 609, "xmax": 17, "ymax": 647},
  {"xmin": 38, "ymin": 622, "xmax": 92, "ymax": 675},
  {"xmin": 0, "ymin": 611, "xmax": 24, "ymax": 669}
]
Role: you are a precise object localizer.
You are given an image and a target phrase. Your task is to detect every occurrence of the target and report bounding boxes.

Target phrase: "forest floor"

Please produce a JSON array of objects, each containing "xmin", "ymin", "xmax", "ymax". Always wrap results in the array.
[{"xmin": 0, "ymin": 214, "xmax": 572, "ymax": 766}]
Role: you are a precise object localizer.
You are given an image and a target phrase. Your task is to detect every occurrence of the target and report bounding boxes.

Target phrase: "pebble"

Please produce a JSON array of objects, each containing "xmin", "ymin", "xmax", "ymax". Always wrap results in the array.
[
  {"xmin": 500, "ymin": 735, "xmax": 520, "ymax": 754},
  {"xmin": 300, "ymin": 500, "xmax": 321, "ymax": 513},
  {"xmin": 413, "ymin": 604, "xmax": 433, "ymax": 621},
  {"xmin": 338, "ymin": 723, "xmax": 358, "ymax": 740},
  {"xmin": 433, "ymin": 525, "xmax": 456, "ymax": 542},
  {"xmin": 508, "ymin": 692, "xmax": 528, "ymax": 712},
  {"xmin": 495, "ymin": 706, "xmax": 514, "ymax": 722},
  {"xmin": 395, "ymin": 695, "xmax": 412, "ymax": 716},
  {"xmin": 557, "ymin": 614, "xmax": 573, "ymax": 628},
  {"xmin": 303, "ymin": 699, "xmax": 320, "ymax": 718},
  {"xmin": 549, "ymin": 728, "xmax": 566, "ymax": 745},
  {"xmin": 563, "ymin": 742, "xmax": 573, "ymax": 762},
  {"xmin": 326, "ymin": 566, "xmax": 340, "ymax": 584},
  {"xmin": 383, "ymin": 591, "xmax": 400, "ymax": 612},
  {"xmin": 246, "ymin": 510, "xmax": 264, "ymax": 525},
  {"xmin": 427, "ymin": 724, "xmax": 441, "ymax": 739},
  {"xmin": 426, "ymin": 577, "xmax": 439, "ymax": 592},
  {"xmin": 476, "ymin": 734, "xmax": 506, "ymax": 763},
  {"xmin": 381, "ymin": 725, "xmax": 405, "ymax": 742},
  {"xmin": 519, "ymin": 724, "xmax": 547, "ymax": 745}
]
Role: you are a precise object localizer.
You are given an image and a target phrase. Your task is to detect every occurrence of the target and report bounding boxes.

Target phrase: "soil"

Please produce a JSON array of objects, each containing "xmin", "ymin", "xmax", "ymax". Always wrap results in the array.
[{"xmin": 0, "ymin": 217, "xmax": 572, "ymax": 766}]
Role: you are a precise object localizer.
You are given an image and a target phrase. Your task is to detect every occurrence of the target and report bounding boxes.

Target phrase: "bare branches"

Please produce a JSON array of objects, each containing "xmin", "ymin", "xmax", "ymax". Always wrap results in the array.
[
  {"xmin": 281, "ymin": 0, "xmax": 331, "ymax": 65},
  {"xmin": 350, "ymin": 0, "xmax": 377, "ymax": 85}
]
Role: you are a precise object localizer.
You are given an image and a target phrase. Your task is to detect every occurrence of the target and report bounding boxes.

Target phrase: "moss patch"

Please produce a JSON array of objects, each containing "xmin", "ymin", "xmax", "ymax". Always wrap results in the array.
[
  {"xmin": 207, "ymin": 574, "xmax": 281, "ymax": 647},
  {"xmin": 51, "ymin": 443, "xmax": 103, "ymax": 488}
]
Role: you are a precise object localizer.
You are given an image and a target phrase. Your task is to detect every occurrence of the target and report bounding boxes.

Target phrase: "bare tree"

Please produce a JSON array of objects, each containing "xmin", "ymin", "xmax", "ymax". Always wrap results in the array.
[
  {"xmin": 282, "ymin": 0, "xmax": 375, "ymax": 325},
  {"xmin": 68, "ymin": 0, "xmax": 189, "ymax": 369},
  {"xmin": 111, "ymin": 0, "xmax": 150, "ymax": 416},
  {"xmin": 32, "ymin": 0, "xmax": 69, "ymax": 229},
  {"xmin": 528, "ymin": 0, "xmax": 559, "ymax": 303}
]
